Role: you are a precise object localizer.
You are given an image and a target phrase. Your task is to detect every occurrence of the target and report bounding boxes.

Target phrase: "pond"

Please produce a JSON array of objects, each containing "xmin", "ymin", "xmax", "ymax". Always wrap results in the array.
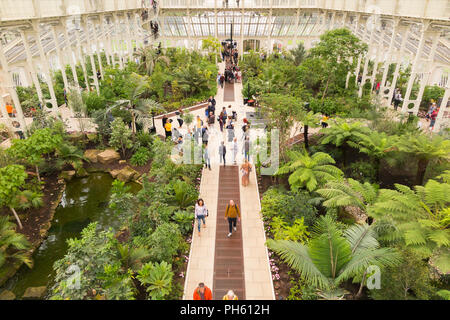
[{"xmin": 1, "ymin": 172, "xmax": 141, "ymax": 299}]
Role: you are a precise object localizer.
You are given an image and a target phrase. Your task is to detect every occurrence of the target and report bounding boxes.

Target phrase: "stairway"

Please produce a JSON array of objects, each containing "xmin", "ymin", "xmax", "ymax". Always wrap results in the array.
[{"xmin": 213, "ymin": 165, "xmax": 246, "ymax": 300}]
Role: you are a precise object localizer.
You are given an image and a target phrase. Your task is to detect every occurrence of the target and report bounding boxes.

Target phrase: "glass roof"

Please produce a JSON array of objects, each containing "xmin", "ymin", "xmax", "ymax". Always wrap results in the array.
[{"xmin": 160, "ymin": 11, "xmax": 321, "ymax": 38}]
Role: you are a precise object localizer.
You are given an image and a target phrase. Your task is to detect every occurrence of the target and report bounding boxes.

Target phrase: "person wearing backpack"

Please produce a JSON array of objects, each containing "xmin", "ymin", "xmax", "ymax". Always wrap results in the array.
[{"xmin": 224, "ymin": 200, "xmax": 241, "ymax": 237}]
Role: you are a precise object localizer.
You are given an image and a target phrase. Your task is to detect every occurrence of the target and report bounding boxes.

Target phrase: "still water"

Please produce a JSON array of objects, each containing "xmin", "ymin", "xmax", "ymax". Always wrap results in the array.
[{"xmin": 1, "ymin": 173, "xmax": 141, "ymax": 299}]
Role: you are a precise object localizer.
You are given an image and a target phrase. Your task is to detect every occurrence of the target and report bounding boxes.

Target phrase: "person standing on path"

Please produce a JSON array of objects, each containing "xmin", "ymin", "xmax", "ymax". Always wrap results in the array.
[
  {"xmin": 219, "ymin": 141, "xmax": 227, "ymax": 166},
  {"xmin": 232, "ymin": 137, "xmax": 238, "ymax": 165},
  {"xmin": 193, "ymin": 283, "xmax": 212, "ymax": 300},
  {"xmin": 164, "ymin": 119, "xmax": 173, "ymax": 140},
  {"xmin": 195, "ymin": 116, "xmax": 203, "ymax": 144},
  {"xmin": 225, "ymin": 200, "xmax": 241, "ymax": 237},
  {"xmin": 195, "ymin": 198, "xmax": 208, "ymax": 237},
  {"xmin": 223, "ymin": 290, "xmax": 238, "ymax": 300},
  {"xmin": 202, "ymin": 125, "xmax": 209, "ymax": 145},
  {"xmin": 226, "ymin": 121, "xmax": 235, "ymax": 143},
  {"xmin": 240, "ymin": 160, "xmax": 252, "ymax": 187},
  {"xmin": 219, "ymin": 111, "xmax": 225, "ymax": 132},
  {"xmin": 203, "ymin": 143, "xmax": 211, "ymax": 170}
]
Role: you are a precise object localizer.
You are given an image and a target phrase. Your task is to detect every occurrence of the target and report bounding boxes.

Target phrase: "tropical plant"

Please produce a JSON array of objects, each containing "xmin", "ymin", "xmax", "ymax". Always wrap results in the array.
[
  {"xmin": 347, "ymin": 130, "xmax": 397, "ymax": 180},
  {"xmin": 271, "ymin": 216, "xmax": 310, "ymax": 243},
  {"xmin": 290, "ymin": 42, "xmax": 307, "ymax": 66},
  {"xmin": 276, "ymin": 150, "xmax": 343, "ymax": 192},
  {"xmin": 8, "ymin": 127, "xmax": 63, "ymax": 182},
  {"xmin": 395, "ymin": 133, "xmax": 450, "ymax": 185},
  {"xmin": 300, "ymin": 110, "xmax": 321, "ymax": 151},
  {"xmin": 369, "ymin": 248, "xmax": 437, "ymax": 300},
  {"xmin": 130, "ymin": 147, "xmax": 152, "ymax": 166},
  {"xmin": 0, "ymin": 216, "xmax": 32, "ymax": 269},
  {"xmin": 116, "ymin": 243, "xmax": 151, "ymax": 272},
  {"xmin": 170, "ymin": 180, "xmax": 198, "ymax": 209},
  {"xmin": 55, "ymin": 142, "xmax": 86, "ymax": 171},
  {"xmin": 316, "ymin": 178, "xmax": 378, "ymax": 212},
  {"xmin": 173, "ymin": 210, "xmax": 195, "ymax": 235},
  {"xmin": 320, "ymin": 120, "xmax": 370, "ymax": 166},
  {"xmin": 109, "ymin": 118, "xmax": 133, "ymax": 158},
  {"xmin": 267, "ymin": 215, "xmax": 401, "ymax": 299},
  {"xmin": 134, "ymin": 46, "xmax": 170, "ymax": 76},
  {"xmin": 369, "ymin": 179, "xmax": 450, "ymax": 273},
  {"xmin": 261, "ymin": 187, "xmax": 318, "ymax": 227},
  {"xmin": 0, "ymin": 165, "xmax": 43, "ymax": 229},
  {"xmin": 104, "ymin": 73, "xmax": 164, "ymax": 135},
  {"xmin": 137, "ymin": 261, "xmax": 174, "ymax": 300}
]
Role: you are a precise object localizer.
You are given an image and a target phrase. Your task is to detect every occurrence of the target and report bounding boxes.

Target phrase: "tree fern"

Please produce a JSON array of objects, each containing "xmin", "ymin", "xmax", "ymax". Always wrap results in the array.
[{"xmin": 276, "ymin": 150, "xmax": 343, "ymax": 192}]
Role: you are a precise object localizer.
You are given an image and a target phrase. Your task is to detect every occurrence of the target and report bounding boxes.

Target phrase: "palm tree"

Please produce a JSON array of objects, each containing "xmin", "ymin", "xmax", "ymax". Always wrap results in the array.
[
  {"xmin": 396, "ymin": 133, "xmax": 450, "ymax": 185},
  {"xmin": 369, "ymin": 179, "xmax": 450, "ymax": 272},
  {"xmin": 267, "ymin": 215, "xmax": 401, "ymax": 299},
  {"xmin": 134, "ymin": 47, "xmax": 170, "ymax": 76},
  {"xmin": 105, "ymin": 74, "xmax": 164, "ymax": 136},
  {"xmin": 347, "ymin": 131, "xmax": 397, "ymax": 181},
  {"xmin": 276, "ymin": 150, "xmax": 343, "ymax": 192},
  {"xmin": 175, "ymin": 64, "xmax": 211, "ymax": 97},
  {"xmin": 300, "ymin": 110, "xmax": 321, "ymax": 151},
  {"xmin": 0, "ymin": 216, "xmax": 33, "ymax": 269},
  {"xmin": 320, "ymin": 120, "xmax": 370, "ymax": 166},
  {"xmin": 317, "ymin": 178, "xmax": 378, "ymax": 212}
]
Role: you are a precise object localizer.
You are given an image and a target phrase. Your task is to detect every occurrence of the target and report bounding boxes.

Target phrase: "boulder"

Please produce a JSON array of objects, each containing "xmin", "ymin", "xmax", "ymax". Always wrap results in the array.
[
  {"xmin": 60, "ymin": 170, "xmax": 76, "ymax": 181},
  {"xmin": 110, "ymin": 169, "xmax": 121, "ymax": 179},
  {"xmin": 97, "ymin": 149, "xmax": 120, "ymax": 165},
  {"xmin": 22, "ymin": 286, "xmax": 46, "ymax": 299},
  {"xmin": 116, "ymin": 166, "xmax": 140, "ymax": 182},
  {"xmin": 0, "ymin": 290, "xmax": 15, "ymax": 300},
  {"xmin": 84, "ymin": 149, "xmax": 102, "ymax": 163}
]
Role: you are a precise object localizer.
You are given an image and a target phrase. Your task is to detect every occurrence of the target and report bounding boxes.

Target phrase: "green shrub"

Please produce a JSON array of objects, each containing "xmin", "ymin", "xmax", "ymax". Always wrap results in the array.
[
  {"xmin": 130, "ymin": 147, "xmax": 152, "ymax": 166},
  {"xmin": 83, "ymin": 91, "xmax": 107, "ymax": 115},
  {"xmin": 173, "ymin": 210, "xmax": 194, "ymax": 235},
  {"xmin": 148, "ymin": 222, "xmax": 183, "ymax": 263},
  {"xmin": 137, "ymin": 261, "xmax": 174, "ymax": 300},
  {"xmin": 261, "ymin": 187, "xmax": 318, "ymax": 227}
]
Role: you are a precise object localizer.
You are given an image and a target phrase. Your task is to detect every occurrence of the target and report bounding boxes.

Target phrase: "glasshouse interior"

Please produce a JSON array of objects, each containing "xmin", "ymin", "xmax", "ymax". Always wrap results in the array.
[{"xmin": 0, "ymin": 0, "xmax": 449, "ymax": 302}]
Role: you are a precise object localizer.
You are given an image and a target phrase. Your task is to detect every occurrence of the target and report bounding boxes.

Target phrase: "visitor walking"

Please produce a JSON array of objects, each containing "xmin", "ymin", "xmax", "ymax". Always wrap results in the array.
[
  {"xmin": 226, "ymin": 121, "xmax": 235, "ymax": 143},
  {"xmin": 202, "ymin": 125, "xmax": 209, "ymax": 145},
  {"xmin": 219, "ymin": 111, "xmax": 225, "ymax": 132},
  {"xmin": 240, "ymin": 160, "xmax": 252, "ymax": 187},
  {"xmin": 232, "ymin": 137, "xmax": 238, "ymax": 165},
  {"xmin": 223, "ymin": 290, "xmax": 238, "ymax": 300},
  {"xmin": 195, "ymin": 115, "xmax": 203, "ymax": 144},
  {"xmin": 393, "ymin": 88, "xmax": 402, "ymax": 111},
  {"xmin": 429, "ymin": 108, "xmax": 438, "ymax": 132},
  {"xmin": 193, "ymin": 283, "xmax": 212, "ymax": 300},
  {"xmin": 195, "ymin": 198, "xmax": 208, "ymax": 237},
  {"xmin": 203, "ymin": 143, "xmax": 211, "ymax": 170},
  {"xmin": 224, "ymin": 200, "xmax": 240, "ymax": 237},
  {"xmin": 243, "ymin": 136, "xmax": 250, "ymax": 162},
  {"xmin": 219, "ymin": 141, "xmax": 227, "ymax": 166},
  {"xmin": 176, "ymin": 109, "xmax": 184, "ymax": 127}
]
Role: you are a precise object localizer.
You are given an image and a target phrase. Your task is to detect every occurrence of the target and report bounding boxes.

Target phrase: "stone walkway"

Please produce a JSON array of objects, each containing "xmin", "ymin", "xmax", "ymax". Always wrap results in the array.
[{"xmin": 181, "ymin": 62, "xmax": 274, "ymax": 300}]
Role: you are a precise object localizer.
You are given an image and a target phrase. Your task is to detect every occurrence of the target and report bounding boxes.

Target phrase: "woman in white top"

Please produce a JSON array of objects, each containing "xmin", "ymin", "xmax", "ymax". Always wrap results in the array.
[{"xmin": 195, "ymin": 198, "xmax": 208, "ymax": 236}]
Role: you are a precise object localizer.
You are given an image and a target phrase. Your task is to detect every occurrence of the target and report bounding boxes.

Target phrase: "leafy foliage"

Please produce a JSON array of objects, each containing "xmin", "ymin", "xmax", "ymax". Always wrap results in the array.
[
  {"xmin": 137, "ymin": 261, "xmax": 174, "ymax": 300},
  {"xmin": 276, "ymin": 150, "xmax": 343, "ymax": 192}
]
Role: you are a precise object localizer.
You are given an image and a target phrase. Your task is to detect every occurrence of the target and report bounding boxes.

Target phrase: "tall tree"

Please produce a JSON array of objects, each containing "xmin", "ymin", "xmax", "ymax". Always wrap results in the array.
[
  {"xmin": 134, "ymin": 46, "xmax": 170, "ymax": 76},
  {"xmin": 300, "ymin": 28, "xmax": 367, "ymax": 99}
]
